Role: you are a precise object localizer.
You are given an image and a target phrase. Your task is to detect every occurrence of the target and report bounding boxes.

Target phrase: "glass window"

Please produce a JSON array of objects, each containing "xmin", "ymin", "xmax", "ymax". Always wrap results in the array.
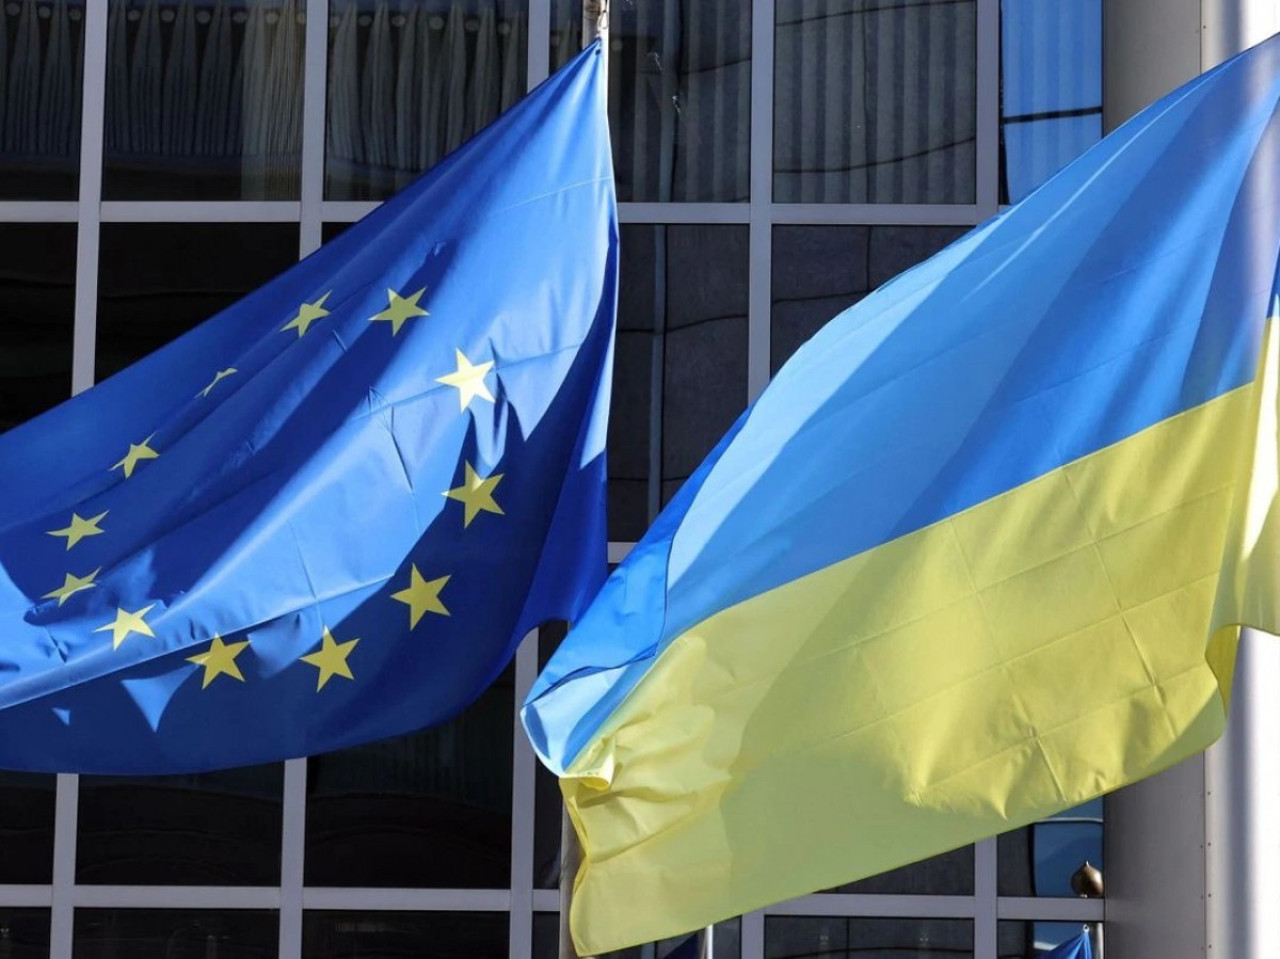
[
  {"xmin": 823, "ymin": 846, "xmax": 974, "ymax": 896},
  {"xmin": 0, "ymin": 772, "xmax": 54, "ymax": 883},
  {"xmin": 102, "ymin": 0, "xmax": 304, "ymax": 200},
  {"xmin": 304, "ymin": 665, "xmax": 514, "ymax": 888},
  {"xmin": 95, "ymin": 222, "xmax": 299, "ymax": 382},
  {"xmin": 1000, "ymin": 0, "xmax": 1101, "ymax": 203},
  {"xmin": 76, "ymin": 764, "xmax": 284, "ymax": 884},
  {"xmin": 73, "ymin": 909, "xmax": 277, "ymax": 959},
  {"xmin": 766, "ymin": 917, "xmax": 973, "ymax": 959},
  {"xmin": 325, "ymin": 0, "xmax": 529, "ymax": 201},
  {"xmin": 303, "ymin": 911, "xmax": 509, "ymax": 956},
  {"xmin": 775, "ymin": 0, "xmax": 977, "ymax": 204},
  {"xmin": 998, "ymin": 798, "xmax": 1103, "ymax": 897},
  {"xmin": 585, "ymin": 0, "xmax": 750, "ymax": 202},
  {"xmin": 0, "ymin": 223, "xmax": 75, "ymax": 435},
  {"xmin": 0, "ymin": 0, "xmax": 85, "ymax": 199},
  {"xmin": 772, "ymin": 225, "xmax": 966, "ymax": 373},
  {"xmin": 533, "ymin": 913, "xmax": 741, "ymax": 959},
  {"xmin": 0, "ymin": 909, "xmax": 51, "ymax": 958},
  {"xmin": 998, "ymin": 921, "xmax": 1100, "ymax": 958}
]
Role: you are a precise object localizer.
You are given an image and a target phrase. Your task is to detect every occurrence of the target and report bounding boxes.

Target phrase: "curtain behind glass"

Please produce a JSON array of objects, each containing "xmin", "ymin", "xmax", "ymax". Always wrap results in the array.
[{"xmin": 326, "ymin": 0, "xmax": 528, "ymax": 201}]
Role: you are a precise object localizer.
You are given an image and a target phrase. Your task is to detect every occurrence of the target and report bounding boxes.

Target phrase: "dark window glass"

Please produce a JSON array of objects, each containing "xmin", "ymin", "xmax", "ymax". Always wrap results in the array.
[
  {"xmin": 304, "ymin": 665, "xmax": 514, "ymax": 887},
  {"xmin": 76, "ymin": 763, "xmax": 284, "ymax": 884},
  {"xmin": 0, "ymin": 0, "xmax": 85, "ymax": 199},
  {"xmin": 95, "ymin": 222, "xmax": 299, "ymax": 382},
  {"xmin": 824, "ymin": 846, "xmax": 974, "ymax": 896},
  {"xmin": 765, "ymin": 917, "xmax": 973, "ymax": 959},
  {"xmin": 563, "ymin": 0, "xmax": 749, "ymax": 201},
  {"xmin": 775, "ymin": 0, "xmax": 977, "ymax": 203},
  {"xmin": 304, "ymin": 911, "xmax": 508, "ymax": 957},
  {"xmin": 998, "ymin": 920, "xmax": 1100, "ymax": 958},
  {"xmin": 1000, "ymin": 0, "xmax": 1101, "ymax": 203},
  {"xmin": 771, "ymin": 225, "xmax": 966, "ymax": 374},
  {"xmin": 0, "ymin": 223, "xmax": 75, "ymax": 435},
  {"xmin": 606, "ymin": 225, "xmax": 748, "ymax": 539},
  {"xmin": 73, "ymin": 909, "xmax": 277, "ymax": 959},
  {"xmin": 102, "ymin": 0, "xmax": 304, "ymax": 200},
  {"xmin": 0, "ymin": 909, "xmax": 51, "ymax": 958},
  {"xmin": 533, "ymin": 622, "xmax": 567, "ymax": 889},
  {"xmin": 0, "ymin": 773, "xmax": 54, "ymax": 883},
  {"xmin": 533, "ymin": 912, "xmax": 741, "ymax": 959},
  {"xmin": 325, "ymin": 0, "xmax": 529, "ymax": 201},
  {"xmin": 998, "ymin": 798, "xmax": 1103, "ymax": 897}
]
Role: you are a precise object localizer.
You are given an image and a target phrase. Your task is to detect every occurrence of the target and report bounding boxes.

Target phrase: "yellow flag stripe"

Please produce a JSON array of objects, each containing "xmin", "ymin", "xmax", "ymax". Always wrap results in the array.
[{"xmin": 564, "ymin": 366, "xmax": 1275, "ymax": 953}]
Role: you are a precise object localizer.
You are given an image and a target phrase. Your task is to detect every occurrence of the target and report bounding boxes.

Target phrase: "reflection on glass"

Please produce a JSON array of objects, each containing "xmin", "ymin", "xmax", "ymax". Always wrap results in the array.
[
  {"xmin": 73, "ymin": 909, "xmax": 277, "ymax": 959},
  {"xmin": 304, "ymin": 667, "xmax": 514, "ymax": 887},
  {"xmin": 0, "ymin": 0, "xmax": 85, "ymax": 199},
  {"xmin": 998, "ymin": 920, "xmax": 1099, "ymax": 958},
  {"xmin": 998, "ymin": 798, "xmax": 1103, "ymax": 897},
  {"xmin": 766, "ymin": 917, "xmax": 973, "ymax": 959},
  {"xmin": 303, "ymin": 911, "xmax": 509, "ymax": 956},
  {"xmin": 103, "ymin": 0, "xmax": 304, "ymax": 200},
  {"xmin": 771, "ymin": 225, "xmax": 966, "ymax": 373},
  {"xmin": 775, "ymin": 0, "xmax": 977, "ymax": 204},
  {"xmin": 325, "ymin": 0, "xmax": 529, "ymax": 201},
  {"xmin": 95, "ymin": 223, "xmax": 299, "ymax": 382},
  {"xmin": 77, "ymin": 764, "xmax": 284, "ymax": 884},
  {"xmin": 0, "ymin": 909, "xmax": 51, "ymax": 958},
  {"xmin": 533, "ymin": 913, "xmax": 742, "ymax": 959},
  {"xmin": 0, "ymin": 773, "xmax": 55, "ymax": 884},
  {"xmin": 560, "ymin": 0, "xmax": 749, "ymax": 202},
  {"xmin": 1000, "ymin": 0, "xmax": 1101, "ymax": 203},
  {"xmin": 824, "ymin": 846, "xmax": 973, "ymax": 896},
  {"xmin": 0, "ymin": 224, "xmax": 75, "ymax": 435}
]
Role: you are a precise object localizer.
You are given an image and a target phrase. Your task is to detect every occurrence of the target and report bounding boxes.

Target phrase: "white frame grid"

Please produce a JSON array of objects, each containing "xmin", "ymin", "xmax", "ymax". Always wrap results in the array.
[{"xmin": 0, "ymin": 0, "xmax": 1105, "ymax": 955}]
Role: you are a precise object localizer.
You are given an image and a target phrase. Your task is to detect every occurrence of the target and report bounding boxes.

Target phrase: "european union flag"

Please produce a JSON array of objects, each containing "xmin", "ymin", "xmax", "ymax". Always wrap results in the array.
[{"xmin": 0, "ymin": 43, "xmax": 616, "ymax": 774}]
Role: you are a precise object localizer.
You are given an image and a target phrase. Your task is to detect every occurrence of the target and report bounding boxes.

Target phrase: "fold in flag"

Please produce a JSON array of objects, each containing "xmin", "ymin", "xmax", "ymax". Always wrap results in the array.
[
  {"xmin": 524, "ymin": 34, "xmax": 1280, "ymax": 954},
  {"xmin": 0, "ymin": 43, "xmax": 615, "ymax": 774},
  {"xmin": 1044, "ymin": 930, "xmax": 1094, "ymax": 959}
]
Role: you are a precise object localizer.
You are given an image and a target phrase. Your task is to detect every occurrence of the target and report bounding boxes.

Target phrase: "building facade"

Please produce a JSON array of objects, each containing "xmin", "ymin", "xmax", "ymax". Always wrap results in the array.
[{"xmin": 0, "ymin": 0, "xmax": 1255, "ymax": 956}]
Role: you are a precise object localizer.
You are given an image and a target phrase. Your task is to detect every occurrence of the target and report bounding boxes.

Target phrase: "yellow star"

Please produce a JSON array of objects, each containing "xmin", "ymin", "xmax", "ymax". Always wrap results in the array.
[
  {"xmin": 436, "ymin": 350, "xmax": 495, "ymax": 411},
  {"xmin": 444, "ymin": 463, "xmax": 504, "ymax": 527},
  {"xmin": 390, "ymin": 565, "xmax": 451, "ymax": 629},
  {"xmin": 111, "ymin": 436, "xmax": 159, "ymax": 478},
  {"xmin": 282, "ymin": 292, "xmax": 332, "ymax": 337},
  {"xmin": 369, "ymin": 287, "xmax": 429, "ymax": 336},
  {"xmin": 198, "ymin": 367, "xmax": 238, "ymax": 398},
  {"xmin": 47, "ymin": 510, "xmax": 108, "ymax": 550},
  {"xmin": 42, "ymin": 568, "xmax": 101, "ymax": 607},
  {"xmin": 94, "ymin": 604, "xmax": 157, "ymax": 650},
  {"xmin": 300, "ymin": 626, "xmax": 359, "ymax": 690},
  {"xmin": 187, "ymin": 635, "xmax": 251, "ymax": 689}
]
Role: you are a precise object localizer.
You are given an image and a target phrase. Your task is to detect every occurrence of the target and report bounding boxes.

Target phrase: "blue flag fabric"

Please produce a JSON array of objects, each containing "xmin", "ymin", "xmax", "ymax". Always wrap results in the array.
[
  {"xmin": 0, "ymin": 43, "xmax": 616, "ymax": 774},
  {"xmin": 1043, "ymin": 930, "xmax": 1093, "ymax": 959}
]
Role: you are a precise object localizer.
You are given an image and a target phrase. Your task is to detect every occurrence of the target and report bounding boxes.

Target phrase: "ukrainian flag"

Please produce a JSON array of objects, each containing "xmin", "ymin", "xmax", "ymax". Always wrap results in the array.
[{"xmin": 523, "ymin": 34, "xmax": 1280, "ymax": 955}]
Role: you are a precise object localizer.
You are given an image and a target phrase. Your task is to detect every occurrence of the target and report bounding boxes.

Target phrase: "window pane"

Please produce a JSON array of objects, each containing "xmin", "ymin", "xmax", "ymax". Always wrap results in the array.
[
  {"xmin": 76, "ymin": 764, "xmax": 284, "ymax": 884},
  {"xmin": 998, "ymin": 798, "xmax": 1103, "ymax": 897},
  {"xmin": 1000, "ymin": 0, "xmax": 1102, "ymax": 203},
  {"xmin": 0, "ymin": 0, "xmax": 84, "ymax": 199},
  {"xmin": 0, "ymin": 223, "xmax": 75, "ymax": 435},
  {"xmin": 592, "ymin": 0, "xmax": 750, "ymax": 202},
  {"xmin": 102, "ymin": 0, "xmax": 304, "ymax": 200},
  {"xmin": 0, "ymin": 773, "xmax": 54, "ymax": 883},
  {"xmin": 823, "ymin": 846, "xmax": 974, "ymax": 896},
  {"xmin": 766, "ymin": 917, "xmax": 973, "ymax": 959},
  {"xmin": 73, "ymin": 909, "xmax": 277, "ymax": 959},
  {"xmin": 999, "ymin": 921, "xmax": 1100, "ymax": 958},
  {"xmin": 325, "ymin": 0, "xmax": 529, "ymax": 201},
  {"xmin": 95, "ymin": 223, "xmax": 299, "ymax": 382},
  {"xmin": 304, "ymin": 911, "xmax": 508, "ymax": 957},
  {"xmin": 304, "ymin": 666, "xmax": 514, "ymax": 887},
  {"xmin": 775, "ymin": 0, "xmax": 977, "ymax": 204},
  {"xmin": 0, "ymin": 909, "xmax": 51, "ymax": 958},
  {"xmin": 771, "ymin": 225, "xmax": 966, "ymax": 374}
]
